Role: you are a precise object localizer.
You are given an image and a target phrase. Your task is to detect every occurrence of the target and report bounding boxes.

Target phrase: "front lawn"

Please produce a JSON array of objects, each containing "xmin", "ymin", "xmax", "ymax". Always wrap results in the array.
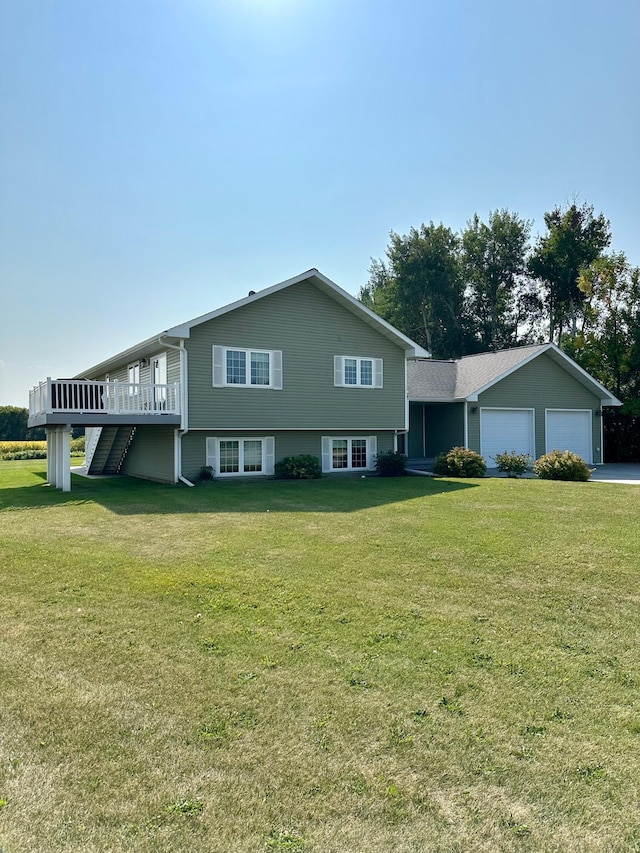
[{"xmin": 1, "ymin": 463, "xmax": 639, "ymax": 852}]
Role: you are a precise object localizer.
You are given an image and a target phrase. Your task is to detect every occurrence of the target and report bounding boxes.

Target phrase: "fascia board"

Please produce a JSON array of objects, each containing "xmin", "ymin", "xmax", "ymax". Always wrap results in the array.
[{"xmin": 73, "ymin": 333, "xmax": 183, "ymax": 379}]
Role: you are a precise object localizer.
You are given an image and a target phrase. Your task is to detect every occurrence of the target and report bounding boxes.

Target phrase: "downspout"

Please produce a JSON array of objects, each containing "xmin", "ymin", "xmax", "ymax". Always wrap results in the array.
[
  {"xmin": 159, "ymin": 336, "xmax": 188, "ymax": 482},
  {"xmin": 463, "ymin": 401, "xmax": 469, "ymax": 449}
]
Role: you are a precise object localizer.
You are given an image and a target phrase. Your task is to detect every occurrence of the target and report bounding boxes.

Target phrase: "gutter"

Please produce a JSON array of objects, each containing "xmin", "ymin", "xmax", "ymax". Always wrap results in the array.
[{"xmin": 159, "ymin": 336, "xmax": 189, "ymax": 484}]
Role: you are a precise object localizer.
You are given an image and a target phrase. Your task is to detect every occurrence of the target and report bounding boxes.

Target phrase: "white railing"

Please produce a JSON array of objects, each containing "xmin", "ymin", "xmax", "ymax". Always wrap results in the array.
[{"xmin": 29, "ymin": 378, "xmax": 181, "ymax": 418}]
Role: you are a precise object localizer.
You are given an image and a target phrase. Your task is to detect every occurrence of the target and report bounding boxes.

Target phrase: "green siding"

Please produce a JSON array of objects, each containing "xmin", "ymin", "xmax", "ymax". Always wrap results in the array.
[
  {"xmin": 425, "ymin": 403, "xmax": 464, "ymax": 456},
  {"xmin": 185, "ymin": 280, "xmax": 407, "ymax": 431},
  {"xmin": 408, "ymin": 402, "xmax": 464, "ymax": 457},
  {"xmin": 122, "ymin": 425, "xmax": 176, "ymax": 483},
  {"xmin": 94, "ymin": 347, "xmax": 180, "ymax": 386},
  {"xmin": 181, "ymin": 430, "xmax": 395, "ymax": 481},
  {"xmin": 467, "ymin": 353, "xmax": 602, "ymax": 463}
]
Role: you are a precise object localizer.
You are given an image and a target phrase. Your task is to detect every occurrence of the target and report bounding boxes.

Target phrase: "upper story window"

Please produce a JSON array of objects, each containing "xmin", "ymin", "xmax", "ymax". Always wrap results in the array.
[
  {"xmin": 213, "ymin": 346, "xmax": 283, "ymax": 389},
  {"xmin": 334, "ymin": 356, "xmax": 383, "ymax": 388}
]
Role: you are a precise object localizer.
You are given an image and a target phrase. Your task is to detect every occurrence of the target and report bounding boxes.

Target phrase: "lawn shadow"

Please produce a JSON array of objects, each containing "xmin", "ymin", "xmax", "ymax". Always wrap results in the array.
[{"xmin": 0, "ymin": 466, "xmax": 479, "ymax": 514}]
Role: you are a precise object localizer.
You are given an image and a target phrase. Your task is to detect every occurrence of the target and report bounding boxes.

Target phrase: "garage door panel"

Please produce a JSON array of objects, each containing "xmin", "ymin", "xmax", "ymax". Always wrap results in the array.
[
  {"xmin": 481, "ymin": 409, "xmax": 535, "ymax": 465},
  {"xmin": 546, "ymin": 410, "xmax": 592, "ymax": 463}
]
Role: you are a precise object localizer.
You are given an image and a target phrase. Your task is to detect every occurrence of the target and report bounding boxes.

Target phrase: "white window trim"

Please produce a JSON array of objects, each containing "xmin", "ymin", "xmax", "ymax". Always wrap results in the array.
[
  {"xmin": 205, "ymin": 436, "xmax": 275, "ymax": 477},
  {"xmin": 212, "ymin": 346, "xmax": 283, "ymax": 389},
  {"xmin": 321, "ymin": 435, "xmax": 377, "ymax": 473},
  {"xmin": 334, "ymin": 356, "xmax": 383, "ymax": 388}
]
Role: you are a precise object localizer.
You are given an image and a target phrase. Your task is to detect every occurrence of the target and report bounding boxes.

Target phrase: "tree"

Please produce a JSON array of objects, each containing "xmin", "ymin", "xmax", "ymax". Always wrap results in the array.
[
  {"xmin": 0, "ymin": 406, "xmax": 29, "ymax": 440},
  {"xmin": 360, "ymin": 223, "xmax": 470, "ymax": 357},
  {"xmin": 461, "ymin": 210, "xmax": 531, "ymax": 350},
  {"xmin": 528, "ymin": 202, "xmax": 611, "ymax": 344}
]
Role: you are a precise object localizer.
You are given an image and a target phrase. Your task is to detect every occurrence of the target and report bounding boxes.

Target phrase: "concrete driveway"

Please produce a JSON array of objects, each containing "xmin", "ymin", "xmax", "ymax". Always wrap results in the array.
[{"xmin": 589, "ymin": 464, "xmax": 640, "ymax": 484}]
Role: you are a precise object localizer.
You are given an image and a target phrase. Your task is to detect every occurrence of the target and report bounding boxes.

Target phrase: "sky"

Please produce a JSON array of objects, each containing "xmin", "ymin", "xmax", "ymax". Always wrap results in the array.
[{"xmin": 1, "ymin": 0, "xmax": 639, "ymax": 406}]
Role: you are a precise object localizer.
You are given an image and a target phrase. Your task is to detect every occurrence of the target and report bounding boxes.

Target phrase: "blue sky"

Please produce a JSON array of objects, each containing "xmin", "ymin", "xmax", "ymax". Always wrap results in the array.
[{"xmin": 1, "ymin": 0, "xmax": 639, "ymax": 405}]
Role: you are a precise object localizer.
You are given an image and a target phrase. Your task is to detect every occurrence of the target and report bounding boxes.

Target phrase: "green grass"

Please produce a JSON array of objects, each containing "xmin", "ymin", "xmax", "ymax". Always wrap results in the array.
[{"xmin": 1, "ymin": 461, "xmax": 639, "ymax": 852}]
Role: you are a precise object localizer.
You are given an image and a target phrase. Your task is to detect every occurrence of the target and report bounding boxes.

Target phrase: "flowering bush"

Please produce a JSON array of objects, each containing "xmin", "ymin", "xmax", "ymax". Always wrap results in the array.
[
  {"xmin": 533, "ymin": 450, "xmax": 593, "ymax": 481},
  {"xmin": 493, "ymin": 450, "xmax": 531, "ymax": 478},
  {"xmin": 433, "ymin": 447, "xmax": 486, "ymax": 478}
]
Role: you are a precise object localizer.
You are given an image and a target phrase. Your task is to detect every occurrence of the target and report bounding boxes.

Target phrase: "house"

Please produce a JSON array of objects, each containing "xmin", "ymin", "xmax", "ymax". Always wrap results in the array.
[
  {"xmin": 28, "ymin": 269, "xmax": 429, "ymax": 491},
  {"xmin": 405, "ymin": 344, "xmax": 622, "ymax": 466},
  {"xmin": 28, "ymin": 272, "xmax": 622, "ymax": 492}
]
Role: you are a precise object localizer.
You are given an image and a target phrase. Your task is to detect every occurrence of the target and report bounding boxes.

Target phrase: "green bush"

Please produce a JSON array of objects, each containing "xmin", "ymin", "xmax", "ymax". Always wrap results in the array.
[
  {"xmin": 533, "ymin": 450, "xmax": 593, "ymax": 481},
  {"xmin": 1, "ymin": 448, "xmax": 47, "ymax": 460},
  {"xmin": 494, "ymin": 450, "xmax": 531, "ymax": 478},
  {"xmin": 433, "ymin": 446, "xmax": 486, "ymax": 478},
  {"xmin": 199, "ymin": 465, "xmax": 214, "ymax": 481},
  {"xmin": 274, "ymin": 455, "xmax": 322, "ymax": 480},
  {"xmin": 375, "ymin": 450, "xmax": 406, "ymax": 477},
  {"xmin": 70, "ymin": 437, "xmax": 85, "ymax": 454}
]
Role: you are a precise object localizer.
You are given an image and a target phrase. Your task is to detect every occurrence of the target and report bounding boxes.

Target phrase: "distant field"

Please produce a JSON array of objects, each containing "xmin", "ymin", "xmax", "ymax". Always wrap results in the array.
[
  {"xmin": 1, "ymin": 461, "xmax": 639, "ymax": 852},
  {"xmin": 0, "ymin": 441, "xmax": 48, "ymax": 452},
  {"xmin": 0, "ymin": 440, "xmax": 84, "ymax": 460}
]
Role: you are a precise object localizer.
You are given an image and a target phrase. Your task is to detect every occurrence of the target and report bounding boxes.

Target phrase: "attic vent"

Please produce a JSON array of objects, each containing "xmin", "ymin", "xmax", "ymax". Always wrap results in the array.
[{"xmin": 248, "ymin": 290, "xmax": 256, "ymax": 296}]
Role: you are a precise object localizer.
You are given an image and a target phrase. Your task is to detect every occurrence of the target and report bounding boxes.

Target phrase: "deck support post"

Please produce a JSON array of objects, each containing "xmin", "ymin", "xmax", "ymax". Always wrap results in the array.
[
  {"xmin": 46, "ymin": 425, "xmax": 72, "ymax": 491},
  {"xmin": 46, "ymin": 427, "xmax": 56, "ymax": 487}
]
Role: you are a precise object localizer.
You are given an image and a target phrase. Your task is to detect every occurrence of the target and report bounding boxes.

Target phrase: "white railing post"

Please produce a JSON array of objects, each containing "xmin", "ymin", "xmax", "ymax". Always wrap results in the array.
[
  {"xmin": 46, "ymin": 377, "xmax": 53, "ymax": 414},
  {"xmin": 114, "ymin": 381, "xmax": 120, "ymax": 413}
]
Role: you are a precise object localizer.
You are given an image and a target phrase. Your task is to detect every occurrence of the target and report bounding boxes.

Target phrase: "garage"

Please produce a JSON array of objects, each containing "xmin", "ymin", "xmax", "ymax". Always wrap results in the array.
[
  {"xmin": 480, "ymin": 408, "xmax": 535, "ymax": 465},
  {"xmin": 546, "ymin": 409, "xmax": 592, "ymax": 463}
]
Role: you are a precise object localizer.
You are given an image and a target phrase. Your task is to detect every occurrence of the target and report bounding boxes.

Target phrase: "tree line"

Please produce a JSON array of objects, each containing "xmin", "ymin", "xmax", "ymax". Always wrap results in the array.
[{"xmin": 359, "ymin": 201, "xmax": 640, "ymax": 461}]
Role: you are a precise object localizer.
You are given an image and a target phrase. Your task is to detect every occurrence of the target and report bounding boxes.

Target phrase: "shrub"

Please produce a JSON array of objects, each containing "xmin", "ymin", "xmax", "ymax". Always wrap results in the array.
[
  {"xmin": 533, "ymin": 450, "xmax": 593, "ymax": 481},
  {"xmin": 274, "ymin": 455, "xmax": 321, "ymax": 480},
  {"xmin": 70, "ymin": 437, "xmax": 85, "ymax": 455},
  {"xmin": 494, "ymin": 450, "xmax": 531, "ymax": 478},
  {"xmin": 433, "ymin": 446, "xmax": 486, "ymax": 478},
  {"xmin": 199, "ymin": 465, "xmax": 214, "ymax": 481},
  {"xmin": 375, "ymin": 450, "xmax": 406, "ymax": 477}
]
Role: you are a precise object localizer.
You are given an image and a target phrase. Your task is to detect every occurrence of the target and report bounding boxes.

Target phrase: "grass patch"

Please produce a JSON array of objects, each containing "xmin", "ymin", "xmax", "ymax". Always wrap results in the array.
[{"xmin": 1, "ymin": 461, "xmax": 639, "ymax": 851}]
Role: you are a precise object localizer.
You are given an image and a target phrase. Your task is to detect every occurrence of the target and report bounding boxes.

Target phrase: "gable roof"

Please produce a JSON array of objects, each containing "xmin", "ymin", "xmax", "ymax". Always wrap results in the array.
[
  {"xmin": 409, "ymin": 343, "xmax": 622, "ymax": 406},
  {"xmin": 75, "ymin": 268, "xmax": 429, "ymax": 378}
]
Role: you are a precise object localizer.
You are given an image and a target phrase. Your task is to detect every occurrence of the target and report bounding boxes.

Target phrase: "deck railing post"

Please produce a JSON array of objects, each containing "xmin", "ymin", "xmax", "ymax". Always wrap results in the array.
[
  {"xmin": 114, "ymin": 381, "xmax": 120, "ymax": 413},
  {"xmin": 46, "ymin": 377, "xmax": 53, "ymax": 414}
]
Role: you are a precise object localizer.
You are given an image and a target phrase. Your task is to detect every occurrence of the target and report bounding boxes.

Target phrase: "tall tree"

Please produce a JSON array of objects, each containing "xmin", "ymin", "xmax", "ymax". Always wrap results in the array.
[
  {"xmin": 360, "ymin": 223, "xmax": 469, "ymax": 357},
  {"xmin": 528, "ymin": 202, "xmax": 611, "ymax": 344},
  {"xmin": 461, "ymin": 210, "xmax": 531, "ymax": 350}
]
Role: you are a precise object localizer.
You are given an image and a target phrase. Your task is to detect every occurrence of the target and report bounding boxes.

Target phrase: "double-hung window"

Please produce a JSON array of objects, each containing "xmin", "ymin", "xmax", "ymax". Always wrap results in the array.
[
  {"xmin": 213, "ymin": 346, "xmax": 282, "ymax": 389},
  {"xmin": 334, "ymin": 356, "xmax": 383, "ymax": 388},
  {"xmin": 321, "ymin": 436, "xmax": 377, "ymax": 472},
  {"xmin": 206, "ymin": 436, "xmax": 275, "ymax": 477}
]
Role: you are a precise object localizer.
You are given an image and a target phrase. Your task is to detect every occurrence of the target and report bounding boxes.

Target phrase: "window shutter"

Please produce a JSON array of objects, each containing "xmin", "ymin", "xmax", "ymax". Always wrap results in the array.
[
  {"xmin": 366, "ymin": 435, "xmax": 377, "ymax": 470},
  {"xmin": 205, "ymin": 437, "xmax": 218, "ymax": 473},
  {"xmin": 334, "ymin": 356, "xmax": 344, "ymax": 387},
  {"xmin": 272, "ymin": 351, "xmax": 283, "ymax": 390},
  {"xmin": 374, "ymin": 359, "xmax": 383, "ymax": 388},
  {"xmin": 212, "ymin": 346, "xmax": 225, "ymax": 387},
  {"xmin": 264, "ymin": 436, "xmax": 275, "ymax": 475},
  {"xmin": 321, "ymin": 436, "xmax": 332, "ymax": 472}
]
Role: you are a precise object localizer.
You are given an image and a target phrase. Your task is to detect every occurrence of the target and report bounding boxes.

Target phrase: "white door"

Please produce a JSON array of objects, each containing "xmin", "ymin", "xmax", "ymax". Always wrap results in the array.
[
  {"xmin": 546, "ymin": 410, "xmax": 592, "ymax": 463},
  {"xmin": 153, "ymin": 353, "xmax": 167, "ymax": 408},
  {"xmin": 480, "ymin": 408, "xmax": 535, "ymax": 466}
]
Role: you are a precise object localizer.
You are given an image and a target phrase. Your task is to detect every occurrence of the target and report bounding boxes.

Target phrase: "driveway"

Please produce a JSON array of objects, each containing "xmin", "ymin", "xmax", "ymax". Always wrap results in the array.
[{"xmin": 589, "ymin": 464, "xmax": 640, "ymax": 484}]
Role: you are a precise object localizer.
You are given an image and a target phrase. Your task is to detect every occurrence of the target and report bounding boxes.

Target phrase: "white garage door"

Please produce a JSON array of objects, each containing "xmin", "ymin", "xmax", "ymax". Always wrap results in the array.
[
  {"xmin": 546, "ymin": 409, "xmax": 592, "ymax": 463},
  {"xmin": 480, "ymin": 408, "xmax": 535, "ymax": 466}
]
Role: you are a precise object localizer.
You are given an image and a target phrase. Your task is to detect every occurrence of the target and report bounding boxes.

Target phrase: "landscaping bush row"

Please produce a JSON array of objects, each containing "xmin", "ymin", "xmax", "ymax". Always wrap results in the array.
[{"xmin": 433, "ymin": 447, "xmax": 593, "ymax": 481}]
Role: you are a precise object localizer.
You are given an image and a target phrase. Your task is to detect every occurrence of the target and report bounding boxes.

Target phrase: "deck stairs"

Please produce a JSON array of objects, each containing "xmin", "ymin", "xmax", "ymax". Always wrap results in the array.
[{"xmin": 88, "ymin": 426, "xmax": 137, "ymax": 475}]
